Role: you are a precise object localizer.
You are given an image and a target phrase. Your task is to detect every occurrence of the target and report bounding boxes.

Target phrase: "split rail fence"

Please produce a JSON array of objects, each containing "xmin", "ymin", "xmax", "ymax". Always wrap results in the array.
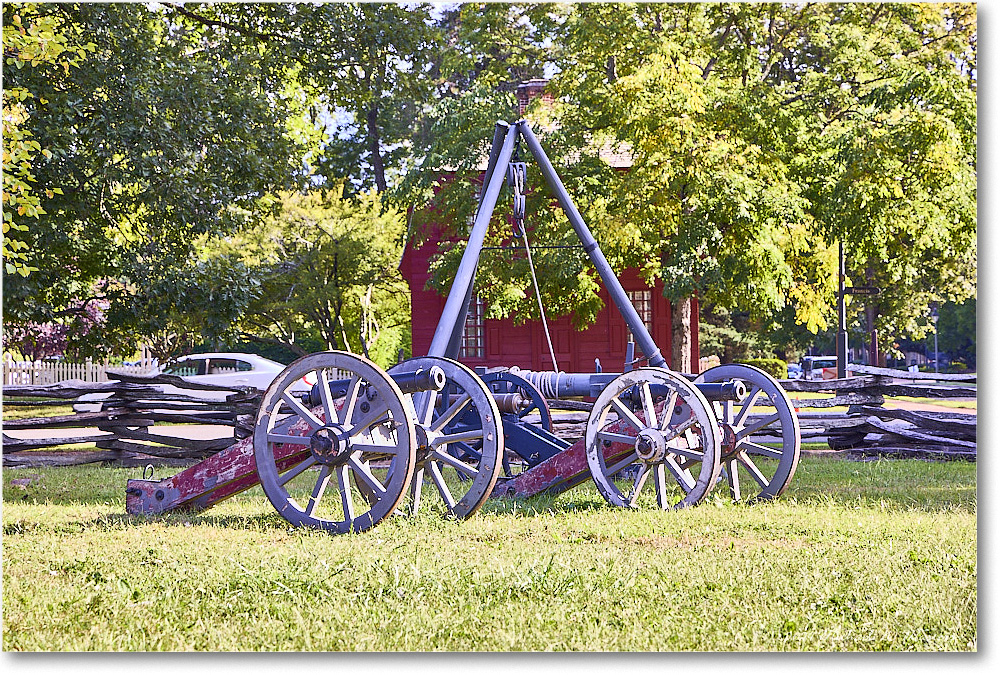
[
  {"xmin": 1, "ymin": 364, "xmax": 976, "ymax": 468},
  {"xmin": 3, "ymin": 371, "xmax": 261, "ymax": 467}
]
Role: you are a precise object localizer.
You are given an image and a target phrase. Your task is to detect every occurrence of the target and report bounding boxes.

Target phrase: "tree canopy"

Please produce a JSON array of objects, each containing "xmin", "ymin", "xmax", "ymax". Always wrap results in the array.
[{"xmin": 1, "ymin": 2, "xmax": 976, "ymax": 366}]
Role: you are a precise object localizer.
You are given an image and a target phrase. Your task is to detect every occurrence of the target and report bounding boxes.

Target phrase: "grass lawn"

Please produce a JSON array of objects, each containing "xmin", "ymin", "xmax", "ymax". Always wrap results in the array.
[{"xmin": 1, "ymin": 455, "xmax": 976, "ymax": 651}]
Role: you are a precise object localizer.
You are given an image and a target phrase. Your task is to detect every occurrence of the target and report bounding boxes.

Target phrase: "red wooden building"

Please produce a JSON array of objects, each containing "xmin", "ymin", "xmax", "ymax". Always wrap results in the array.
[
  {"xmin": 400, "ymin": 241, "xmax": 699, "ymax": 374},
  {"xmin": 399, "ymin": 80, "xmax": 700, "ymax": 374}
]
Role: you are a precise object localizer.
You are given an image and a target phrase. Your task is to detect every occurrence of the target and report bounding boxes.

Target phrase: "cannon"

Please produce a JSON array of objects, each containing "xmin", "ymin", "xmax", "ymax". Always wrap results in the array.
[{"xmin": 125, "ymin": 119, "xmax": 800, "ymax": 533}]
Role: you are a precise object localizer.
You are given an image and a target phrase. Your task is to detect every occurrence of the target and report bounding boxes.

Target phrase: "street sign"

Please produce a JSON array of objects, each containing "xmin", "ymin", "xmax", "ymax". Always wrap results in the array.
[{"xmin": 845, "ymin": 286, "xmax": 881, "ymax": 296}]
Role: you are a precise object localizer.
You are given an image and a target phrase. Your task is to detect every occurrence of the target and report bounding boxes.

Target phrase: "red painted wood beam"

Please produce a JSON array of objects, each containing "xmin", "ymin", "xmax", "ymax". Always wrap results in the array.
[
  {"xmin": 490, "ymin": 415, "xmax": 637, "ymax": 499},
  {"xmin": 125, "ymin": 411, "xmax": 319, "ymax": 516}
]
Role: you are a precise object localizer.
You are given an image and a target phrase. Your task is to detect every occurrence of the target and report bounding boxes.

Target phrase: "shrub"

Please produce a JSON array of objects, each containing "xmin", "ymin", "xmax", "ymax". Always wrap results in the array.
[{"xmin": 737, "ymin": 358, "xmax": 788, "ymax": 380}]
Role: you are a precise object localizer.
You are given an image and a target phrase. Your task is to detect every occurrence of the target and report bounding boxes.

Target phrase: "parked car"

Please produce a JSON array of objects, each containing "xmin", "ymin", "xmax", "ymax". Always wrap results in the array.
[
  {"xmin": 73, "ymin": 352, "xmax": 308, "ymax": 412},
  {"xmin": 801, "ymin": 355, "xmax": 838, "ymax": 380},
  {"xmin": 786, "ymin": 363, "xmax": 803, "ymax": 380}
]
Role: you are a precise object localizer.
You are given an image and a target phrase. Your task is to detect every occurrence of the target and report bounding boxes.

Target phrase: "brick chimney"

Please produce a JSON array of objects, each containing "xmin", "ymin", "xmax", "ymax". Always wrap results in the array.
[{"xmin": 516, "ymin": 79, "xmax": 552, "ymax": 115}]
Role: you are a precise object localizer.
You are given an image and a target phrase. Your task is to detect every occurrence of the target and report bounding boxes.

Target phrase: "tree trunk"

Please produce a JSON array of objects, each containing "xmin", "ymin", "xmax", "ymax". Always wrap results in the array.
[
  {"xmin": 366, "ymin": 103, "xmax": 387, "ymax": 193},
  {"xmin": 671, "ymin": 298, "xmax": 693, "ymax": 372}
]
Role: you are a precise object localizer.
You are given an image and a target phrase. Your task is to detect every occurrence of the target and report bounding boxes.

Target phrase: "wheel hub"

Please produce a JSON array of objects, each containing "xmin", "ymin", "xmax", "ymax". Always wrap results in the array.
[
  {"xmin": 719, "ymin": 423, "xmax": 738, "ymax": 458},
  {"xmin": 310, "ymin": 424, "xmax": 351, "ymax": 464},
  {"xmin": 635, "ymin": 428, "xmax": 668, "ymax": 462}
]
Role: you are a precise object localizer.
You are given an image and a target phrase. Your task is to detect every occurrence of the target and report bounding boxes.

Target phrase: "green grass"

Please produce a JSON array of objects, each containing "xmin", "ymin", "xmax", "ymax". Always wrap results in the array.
[
  {"xmin": 2, "ymin": 400, "xmax": 77, "ymax": 421},
  {"xmin": 1, "ymin": 456, "xmax": 976, "ymax": 651},
  {"xmin": 889, "ymin": 396, "xmax": 977, "ymax": 410}
]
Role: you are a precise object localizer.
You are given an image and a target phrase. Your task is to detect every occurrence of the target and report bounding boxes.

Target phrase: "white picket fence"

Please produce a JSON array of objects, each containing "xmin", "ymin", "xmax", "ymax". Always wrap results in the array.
[
  {"xmin": 2, "ymin": 357, "xmax": 157, "ymax": 386},
  {"xmin": 698, "ymin": 355, "xmax": 721, "ymax": 372}
]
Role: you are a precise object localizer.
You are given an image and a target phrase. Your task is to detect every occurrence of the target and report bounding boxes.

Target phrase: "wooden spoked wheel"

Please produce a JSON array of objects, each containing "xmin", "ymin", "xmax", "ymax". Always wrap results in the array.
[
  {"xmin": 695, "ymin": 363, "xmax": 801, "ymax": 502},
  {"xmin": 390, "ymin": 357, "xmax": 503, "ymax": 519},
  {"xmin": 585, "ymin": 368, "xmax": 722, "ymax": 510},
  {"xmin": 254, "ymin": 351, "xmax": 416, "ymax": 534}
]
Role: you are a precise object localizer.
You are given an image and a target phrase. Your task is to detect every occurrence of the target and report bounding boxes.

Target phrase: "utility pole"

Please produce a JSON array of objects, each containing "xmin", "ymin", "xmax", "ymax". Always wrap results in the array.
[
  {"xmin": 837, "ymin": 241, "xmax": 848, "ymax": 378},
  {"xmin": 930, "ymin": 305, "xmax": 940, "ymax": 375}
]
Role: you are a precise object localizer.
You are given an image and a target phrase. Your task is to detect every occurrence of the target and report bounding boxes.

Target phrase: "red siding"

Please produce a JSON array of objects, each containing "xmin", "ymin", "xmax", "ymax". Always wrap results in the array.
[{"xmin": 400, "ymin": 235, "xmax": 700, "ymax": 374}]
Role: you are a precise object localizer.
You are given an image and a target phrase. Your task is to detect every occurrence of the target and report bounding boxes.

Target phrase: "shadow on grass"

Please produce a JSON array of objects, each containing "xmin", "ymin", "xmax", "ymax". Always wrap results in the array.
[{"xmin": 3, "ymin": 456, "xmax": 976, "ymax": 538}]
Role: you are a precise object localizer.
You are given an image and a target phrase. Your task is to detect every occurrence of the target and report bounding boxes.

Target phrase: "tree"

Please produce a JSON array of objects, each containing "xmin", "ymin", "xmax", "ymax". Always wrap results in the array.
[
  {"xmin": 935, "ymin": 298, "xmax": 976, "ymax": 367},
  {"xmin": 2, "ymin": 3, "xmax": 310, "ymax": 356},
  {"xmin": 164, "ymin": 2, "xmax": 443, "ymax": 196},
  {"xmin": 204, "ymin": 186, "xmax": 410, "ymax": 368},
  {"xmin": 794, "ymin": 3, "xmax": 977, "ymax": 347},
  {"xmin": 2, "ymin": 6, "xmax": 93, "ymax": 276},
  {"xmin": 541, "ymin": 2, "xmax": 975, "ymax": 362},
  {"xmin": 2, "ymin": 298, "xmax": 106, "ymax": 362}
]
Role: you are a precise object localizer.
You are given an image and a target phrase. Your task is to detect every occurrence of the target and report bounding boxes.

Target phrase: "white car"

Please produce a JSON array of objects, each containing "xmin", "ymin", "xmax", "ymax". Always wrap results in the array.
[
  {"xmin": 73, "ymin": 352, "xmax": 309, "ymax": 412},
  {"xmin": 158, "ymin": 353, "xmax": 302, "ymax": 391}
]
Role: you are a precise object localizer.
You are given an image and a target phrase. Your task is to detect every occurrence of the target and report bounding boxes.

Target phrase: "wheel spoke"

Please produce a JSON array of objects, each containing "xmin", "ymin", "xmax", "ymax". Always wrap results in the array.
[
  {"xmin": 304, "ymin": 466, "xmax": 332, "ymax": 517},
  {"xmin": 335, "ymin": 465, "xmax": 356, "ymax": 522},
  {"xmin": 610, "ymin": 397, "xmax": 645, "ymax": 431},
  {"xmin": 640, "ymin": 382, "xmax": 658, "ymax": 427},
  {"xmin": 281, "ymin": 392, "xmax": 324, "ymax": 429},
  {"xmin": 340, "ymin": 376, "xmax": 363, "ymax": 426},
  {"xmin": 269, "ymin": 414, "xmax": 300, "ymax": 436},
  {"xmin": 662, "ymin": 416, "xmax": 697, "ymax": 444},
  {"xmin": 346, "ymin": 402, "xmax": 391, "ymax": 436},
  {"xmin": 267, "ymin": 432, "xmax": 310, "ymax": 447},
  {"xmin": 429, "ymin": 448, "xmax": 478, "ymax": 478},
  {"xmin": 658, "ymin": 390, "xmax": 678, "ymax": 431},
  {"xmin": 348, "ymin": 454, "xmax": 388, "ymax": 497},
  {"xmin": 669, "ymin": 444, "xmax": 705, "ymax": 463},
  {"xmin": 316, "ymin": 369, "xmax": 339, "ymax": 425},
  {"xmin": 740, "ymin": 412, "xmax": 781, "ymax": 436},
  {"xmin": 450, "ymin": 441, "xmax": 483, "ymax": 462},
  {"xmin": 605, "ymin": 450, "xmax": 640, "ymax": 478},
  {"xmin": 739, "ymin": 440, "xmax": 783, "ymax": 460},
  {"xmin": 733, "ymin": 386, "xmax": 763, "ymax": 427},
  {"xmin": 716, "ymin": 399, "xmax": 733, "ymax": 425},
  {"xmin": 626, "ymin": 463, "xmax": 651, "ymax": 507},
  {"xmin": 427, "ymin": 461, "xmax": 457, "ymax": 509},
  {"xmin": 663, "ymin": 454, "xmax": 696, "ymax": 493},
  {"xmin": 409, "ymin": 467, "xmax": 424, "ymax": 515},
  {"xmin": 653, "ymin": 463, "xmax": 670, "ymax": 509},
  {"xmin": 429, "ymin": 393, "xmax": 472, "ymax": 433},
  {"xmin": 597, "ymin": 429, "xmax": 639, "ymax": 446},
  {"xmin": 411, "ymin": 390, "xmax": 436, "ymax": 427},
  {"xmin": 725, "ymin": 459, "xmax": 742, "ymax": 501},
  {"xmin": 279, "ymin": 456, "xmax": 317, "ymax": 486},
  {"xmin": 432, "ymin": 428, "xmax": 483, "ymax": 446},
  {"xmin": 737, "ymin": 452, "xmax": 771, "ymax": 490}
]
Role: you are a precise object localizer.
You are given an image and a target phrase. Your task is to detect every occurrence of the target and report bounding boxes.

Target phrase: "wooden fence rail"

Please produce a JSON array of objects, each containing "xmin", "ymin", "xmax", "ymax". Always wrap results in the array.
[
  {"xmin": 2, "ymin": 365, "xmax": 976, "ymax": 468},
  {"xmin": 3, "ymin": 372, "xmax": 261, "ymax": 467}
]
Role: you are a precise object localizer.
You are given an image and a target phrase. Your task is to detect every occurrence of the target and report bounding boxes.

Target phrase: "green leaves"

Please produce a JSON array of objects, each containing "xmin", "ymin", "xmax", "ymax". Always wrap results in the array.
[
  {"xmin": 201, "ymin": 186, "xmax": 410, "ymax": 367},
  {"xmin": 2, "ymin": 6, "xmax": 92, "ymax": 277}
]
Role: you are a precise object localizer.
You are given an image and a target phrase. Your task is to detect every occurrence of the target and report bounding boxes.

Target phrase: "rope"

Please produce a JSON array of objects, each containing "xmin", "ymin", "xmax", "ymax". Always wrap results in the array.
[
  {"xmin": 507, "ymin": 161, "xmax": 559, "ymax": 372},
  {"xmin": 515, "ymin": 368, "xmax": 564, "ymax": 400}
]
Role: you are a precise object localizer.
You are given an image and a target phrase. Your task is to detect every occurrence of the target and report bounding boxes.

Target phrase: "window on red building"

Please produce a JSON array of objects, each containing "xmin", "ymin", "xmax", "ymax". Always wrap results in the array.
[
  {"xmin": 460, "ymin": 295, "xmax": 486, "ymax": 358},
  {"xmin": 625, "ymin": 290, "xmax": 653, "ymax": 344}
]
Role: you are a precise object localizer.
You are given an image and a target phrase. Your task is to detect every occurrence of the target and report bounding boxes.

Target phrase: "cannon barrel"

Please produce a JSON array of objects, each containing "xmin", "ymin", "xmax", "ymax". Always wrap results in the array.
[
  {"xmin": 509, "ymin": 369, "xmax": 746, "ymax": 402},
  {"xmin": 307, "ymin": 365, "xmax": 447, "ymax": 406}
]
